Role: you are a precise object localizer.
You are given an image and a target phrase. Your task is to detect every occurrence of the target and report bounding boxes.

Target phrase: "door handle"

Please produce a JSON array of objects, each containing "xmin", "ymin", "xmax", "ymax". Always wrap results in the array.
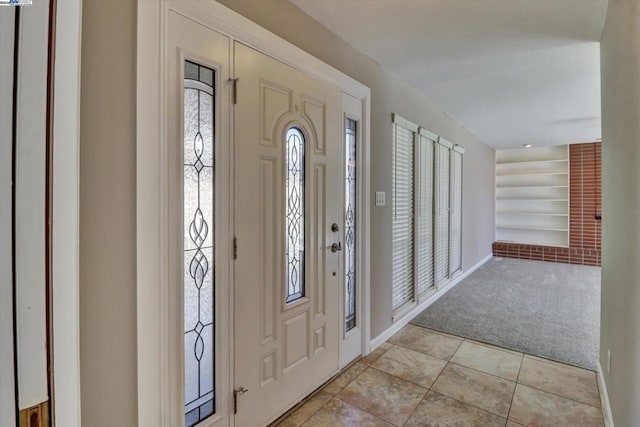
[{"xmin": 331, "ymin": 242, "xmax": 342, "ymax": 253}]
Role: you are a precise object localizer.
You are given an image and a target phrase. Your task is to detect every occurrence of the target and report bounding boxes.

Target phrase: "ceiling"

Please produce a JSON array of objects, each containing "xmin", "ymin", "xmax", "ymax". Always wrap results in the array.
[{"xmin": 291, "ymin": 0, "xmax": 608, "ymax": 149}]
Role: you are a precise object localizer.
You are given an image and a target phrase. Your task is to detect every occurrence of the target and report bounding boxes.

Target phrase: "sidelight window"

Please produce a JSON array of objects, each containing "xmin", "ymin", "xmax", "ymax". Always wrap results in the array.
[{"xmin": 183, "ymin": 60, "xmax": 215, "ymax": 427}]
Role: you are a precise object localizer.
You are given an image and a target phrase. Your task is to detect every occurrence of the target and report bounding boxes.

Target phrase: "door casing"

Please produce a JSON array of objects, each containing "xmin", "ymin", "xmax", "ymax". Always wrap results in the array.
[{"xmin": 136, "ymin": 1, "xmax": 371, "ymax": 426}]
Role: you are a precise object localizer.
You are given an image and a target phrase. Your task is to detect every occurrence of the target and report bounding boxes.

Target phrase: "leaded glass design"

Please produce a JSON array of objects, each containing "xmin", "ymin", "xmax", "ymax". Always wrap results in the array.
[
  {"xmin": 184, "ymin": 60, "xmax": 215, "ymax": 427},
  {"xmin": 285, "ymin": 128, "xmax": 305, "ymax": 303},
  {"xmin": 344, "ymin": 119, "xmax": 357, "ymax": 331}
]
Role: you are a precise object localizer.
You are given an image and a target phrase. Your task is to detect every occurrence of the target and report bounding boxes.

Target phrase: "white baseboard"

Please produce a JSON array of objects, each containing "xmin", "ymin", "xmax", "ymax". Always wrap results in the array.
[
  {"xmin": 597, "ymin": 361, "xmax": 614, "ymax": 427},
  {"xmin": 370, "ymin": 253, "xmax": 493, "ymax": 350}
]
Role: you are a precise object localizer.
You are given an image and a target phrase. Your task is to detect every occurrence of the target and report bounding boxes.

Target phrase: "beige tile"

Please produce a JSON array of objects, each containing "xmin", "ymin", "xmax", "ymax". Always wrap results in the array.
[
  {"xmin": 323, "ymin": 362, "xmax": 367, "ymax": 395},
  {"xmin": 464, "ymin": 338, "xmax": 524, "ymax": 357},
  {"xmin": 518, "ymin": 356, "xmax": 601, "ymax": 407},
  {"xmin": 432, "ymin": 363, "xmax": 516, "ymax": 417},
  {"xmin": 451, "ymin": 341, "xmax": 522, "ymax": 381},
  {"xmin": 301, "ymin": 397, "xmax": 392, "ymax": 427},
  {"xmin": 338, "ymin": 367, "xmax": 426, "ymax": 426},
  {"xmin": 371, "ymin": 345, "xmax": 447, "ymax": 388},
  {"xmin": 415, "ymin": 326, "xmax": 465, "ymax": 341},
  {"xmin": 509, "ymin": 384, "xmax": 604, "ymax": 426},
  {"xmin": 506, "ymin": 421, "xmax": 525, "ymax": 427},
  {"xmin": 405, "ymin": 391, "xmax": 506, "ymax": 427},
  {"xmin": 277, "ymin": 391, "xmax": 333, "ymax": 427},
  {"xmin": 361, "ymin": 342, "xmax": 392, "ymax": 365},
  {"xmin": 388, "ymin": 325, "xmax": 462, "ymax": 360}
]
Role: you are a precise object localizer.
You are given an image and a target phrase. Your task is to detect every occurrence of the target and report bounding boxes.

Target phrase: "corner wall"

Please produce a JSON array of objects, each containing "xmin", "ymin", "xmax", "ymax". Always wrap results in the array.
[
  {"xmin": 218, "ymin": 0, "xmax": 496, "ymax": 338},
  {"xmin": 79, "ymin": 0, "xmax": 138, "ymax": 425},
  {"xmin": 600, "ymin": 0, "xmax": 640, "ymax": 425}
]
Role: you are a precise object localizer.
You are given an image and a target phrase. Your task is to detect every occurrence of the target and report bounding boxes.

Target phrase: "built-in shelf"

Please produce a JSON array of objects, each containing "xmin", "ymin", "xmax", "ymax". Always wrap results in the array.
[
  {"xmin": 496, "ymin": 170, "xmax": 568, "ymax": 177},
  {"xmin": 496, "ymin": 198, "xmax": 568, "ymax": 202},
  {"xmin": 497, "ymin": 212, "xmax": 569, "ymax": 216},
  {"xmin": 496, "ymin": 239, "xmax": 569, "ymax": 248},
  {"xmin": 496, "ymin": 185, "xmax": 568, "ymax": 189},
  {"xmin": 497, "ymin": 225, "xmax": 568, "ymax": 232},
  {"xmin": 496, "ymin": 159, "xmax": 568, "ymax": 166},
  {"xmin": 495, "ymin": 145, "xmax": 569, "ymax": 247}
]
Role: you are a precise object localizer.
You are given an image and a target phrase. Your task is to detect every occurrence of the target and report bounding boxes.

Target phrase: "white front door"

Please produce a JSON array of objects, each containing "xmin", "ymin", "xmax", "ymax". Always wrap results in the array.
[{"xmin": 233, "ymin": 42, "xmax": 342, "ymax": 426}]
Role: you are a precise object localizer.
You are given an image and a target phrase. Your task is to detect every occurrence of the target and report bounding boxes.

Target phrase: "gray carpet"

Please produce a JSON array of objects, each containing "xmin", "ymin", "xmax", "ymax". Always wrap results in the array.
[{"xmin": 411, "ymin": 258, "xmax": 601, "ymax": 370}]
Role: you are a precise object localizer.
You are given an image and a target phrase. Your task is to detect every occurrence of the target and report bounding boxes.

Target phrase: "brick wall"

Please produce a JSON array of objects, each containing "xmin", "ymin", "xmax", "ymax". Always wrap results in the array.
[
  {"xmin": 569, "ymin": 142, "xmax": 602, "ymax": 250},
  {"xmin": 493, "ymin": 142, "xmax": 602, "ymax": 266},
  {"xmin": 492, "ymin": 243, "xmax": 601, "ymax": 266}
]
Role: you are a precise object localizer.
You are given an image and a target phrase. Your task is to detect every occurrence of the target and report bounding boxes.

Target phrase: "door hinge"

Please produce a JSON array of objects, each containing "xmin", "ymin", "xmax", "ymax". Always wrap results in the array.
[
  {"xmin": 233, "ymin": 386, "xmax": 248, "ymax": 414},
  {"xmin": 233, "ymin": 235, "xmax": 238, "ymax": 260},
  {"xmin": 230, "ymin": 77, "xmax": 239, "ymax": 104}
]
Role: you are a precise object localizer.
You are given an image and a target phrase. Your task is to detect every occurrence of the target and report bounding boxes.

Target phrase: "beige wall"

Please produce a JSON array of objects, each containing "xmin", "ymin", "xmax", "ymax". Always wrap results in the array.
[
  {"xmin": 600, "ymin": 0, "xmax": 640, "ymax": 425},
  {"xmin": 79, "ymin": 0, "xmax": 138, "ymax": 426},
  {"xmin": 218, "ymin": 0, "xmax": 496, "ymax": 337},
  {"xmin": 77, "ymin": 1, "xmax": 496, "ymax": 423}
]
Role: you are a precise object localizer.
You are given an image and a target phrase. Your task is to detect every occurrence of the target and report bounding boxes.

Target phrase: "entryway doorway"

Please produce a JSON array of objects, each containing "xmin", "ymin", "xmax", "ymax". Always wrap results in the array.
[{"xmin": 137, "ymin": 2, "xmax": 371, "ymax": 426}]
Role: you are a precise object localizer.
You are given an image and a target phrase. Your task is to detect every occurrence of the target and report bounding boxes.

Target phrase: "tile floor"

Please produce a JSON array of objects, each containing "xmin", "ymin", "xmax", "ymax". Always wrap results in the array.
[{"xmin": 275, "ymin": 324, "xmax": 604, "ymax": 427}]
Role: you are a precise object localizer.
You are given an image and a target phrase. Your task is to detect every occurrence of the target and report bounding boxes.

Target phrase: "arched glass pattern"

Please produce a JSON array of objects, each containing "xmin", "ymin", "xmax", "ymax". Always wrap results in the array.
[{"xmin": 285, "ymin": 127, "xmax": 306, "ymax": 303}]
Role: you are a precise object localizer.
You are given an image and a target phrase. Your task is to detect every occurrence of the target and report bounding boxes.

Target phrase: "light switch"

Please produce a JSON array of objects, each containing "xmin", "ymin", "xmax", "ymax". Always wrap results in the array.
[{"xmin": 375, "ymin": 191, "xmax": 386, "ymax": 206}]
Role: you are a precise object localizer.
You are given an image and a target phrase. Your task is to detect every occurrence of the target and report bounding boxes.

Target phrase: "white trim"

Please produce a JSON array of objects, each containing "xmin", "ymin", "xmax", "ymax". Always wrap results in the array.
[
  {"xmin": 363, "ymin": 96, "xmax": 372, "ymax": 358},
  {"xmin": 392, "ymin": 113, "xmax": 419, "ymax": 132},
  {"xmin": 418, "ymin": 127, "xmax": 438, "ymax": 142},
  {"xmin": 438, "ymin": 137, "xmax": 454, "ymax": 149},
  {"xmin": 0, "ymin": 9, "xmax": 16, "ymax": 427},
  {"xmin": 371, "ymin": 254, "xmax": 493, "ymax": 350},
  {"xmin": 52, "ymin": 0, "xmax": 83, "ymax": 425},
  {"xmin": 453, "ymin": 144, "xmax": 465, "ymax": 154},
  {"xmin": 136, "ymin": 1, "xmax": 166, "ymax": 426},
  {"xmin": 137, "ymin": 1, "xmax": 372, "ymax": 425},
  {"xmin": 597, "ymin": 362, "xmax": 615, "ymax": 427},
  {"xmin": 15, "ymin": 1, "xmax": 49, "ymax": 408}
]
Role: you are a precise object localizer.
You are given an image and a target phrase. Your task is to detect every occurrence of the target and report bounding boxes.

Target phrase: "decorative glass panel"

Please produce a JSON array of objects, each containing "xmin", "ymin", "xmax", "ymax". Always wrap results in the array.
[
  {"xmin": 184, "ymin": 60, "xmax": 215, "ymax": 427},
  {"xmin": 285, "ymin": 128, "xmax": 305, "ymax": 303},
  {"xmin": 344, "ymin": 119, "xmax": 357, "ymax": 331}
]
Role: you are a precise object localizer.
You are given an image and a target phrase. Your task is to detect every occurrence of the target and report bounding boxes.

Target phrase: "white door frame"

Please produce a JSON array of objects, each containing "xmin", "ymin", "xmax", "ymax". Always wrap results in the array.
[
  {"xmin": 0, "ymin": 8, "xmax": 17, "ymax": 427},
  {"xmin": 136, "ymin": 1, "xmax": 371, "ymax": 425},
  {"xmin": 51, "ymin": 0, "xmax": 83, "ymax": 425}
]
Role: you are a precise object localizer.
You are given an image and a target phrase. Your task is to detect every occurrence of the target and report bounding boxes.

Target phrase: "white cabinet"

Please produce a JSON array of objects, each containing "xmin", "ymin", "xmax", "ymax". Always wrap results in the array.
[{"xmin": 496, "ymin": 145, "xmax": 569, "ymax": 247}]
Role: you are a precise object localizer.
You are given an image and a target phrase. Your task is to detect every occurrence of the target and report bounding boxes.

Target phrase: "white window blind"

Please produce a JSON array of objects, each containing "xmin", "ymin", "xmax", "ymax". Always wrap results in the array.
[
  {"xmin": 416, "ymin": 130, "xmax": 435, "ymax": 297},
  {"xmin": 450, "ymin": 148, "xmax": 464, "ymax": 275},
  {"xmin": 392, "ymin": 117, "xmax": 416, "ymax": 312},
  {"xmin": 435, "ymin": 140, "xmax": 452, "ymax": 285}
]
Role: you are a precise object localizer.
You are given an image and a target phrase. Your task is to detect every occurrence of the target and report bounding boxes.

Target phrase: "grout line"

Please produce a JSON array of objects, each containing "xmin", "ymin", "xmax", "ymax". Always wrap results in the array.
[
  {"xmin": 505, "ymin": 353, "xmax": 524, "ymax": 423},
  {"xmin": 445, "ymin": 361, "xmax": 518, "ymax": 384},
  {"xmin": 389, "ymin": 340, "xmax": 453, "ymax": 363},
  {"xmin": 332, "ymin": 394, "xmax": 399, "ymax": 427},
  {"xmin": 428, "ymin": 381, "xmax": 510, "ymax": 421},
  {"xmin": 366, "ymin": 364, "xmax": 430, "ymax": 393},
  {"xmin": 514, "ymin": 382, "xmax": 603, "ymax": 410}
]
